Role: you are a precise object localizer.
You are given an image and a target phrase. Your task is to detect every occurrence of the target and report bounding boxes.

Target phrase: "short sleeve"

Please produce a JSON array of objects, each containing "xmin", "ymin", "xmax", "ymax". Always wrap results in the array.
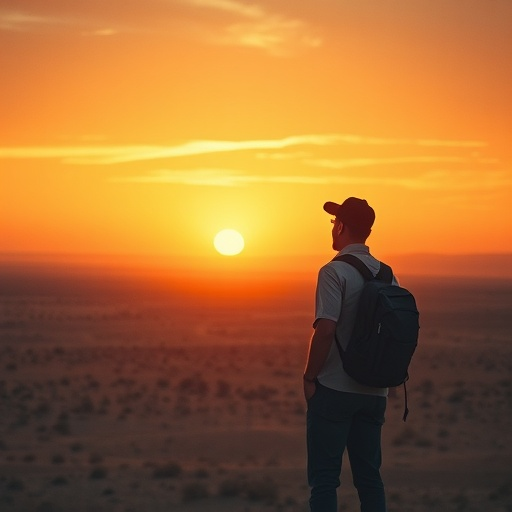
[{"xmin": 313, "ymin": 264, "xmax": 344, "ymax": 327}]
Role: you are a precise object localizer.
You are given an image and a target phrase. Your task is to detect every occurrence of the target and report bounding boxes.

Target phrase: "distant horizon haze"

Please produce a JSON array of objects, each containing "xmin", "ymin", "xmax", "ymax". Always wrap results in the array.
[{"xmin": 1, "ymin": 251, "xmax": 511, "ymax": 281}]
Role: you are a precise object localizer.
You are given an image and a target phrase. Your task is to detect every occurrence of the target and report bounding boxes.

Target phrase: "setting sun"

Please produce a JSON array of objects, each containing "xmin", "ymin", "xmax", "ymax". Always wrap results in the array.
[{"xmin": 213, "ymin": 229, "xmax": 245, "ymax": 256}]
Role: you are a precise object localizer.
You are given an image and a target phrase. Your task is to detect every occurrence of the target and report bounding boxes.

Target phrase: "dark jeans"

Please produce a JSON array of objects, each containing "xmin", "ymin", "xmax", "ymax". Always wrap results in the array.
[{"xmin": 307, "ymin": 383, "xmax": 387, "ymax": 512}]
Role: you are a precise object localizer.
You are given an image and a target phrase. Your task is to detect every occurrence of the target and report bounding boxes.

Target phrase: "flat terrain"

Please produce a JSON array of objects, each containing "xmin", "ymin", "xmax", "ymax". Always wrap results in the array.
[{"xmin": 0, "ymin": 268, "xmax": 511, "ymax": 511}]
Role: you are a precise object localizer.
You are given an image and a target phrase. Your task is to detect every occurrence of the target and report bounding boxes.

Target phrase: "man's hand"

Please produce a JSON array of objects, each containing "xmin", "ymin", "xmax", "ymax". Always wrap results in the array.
[
  {"xmin": 303, "ymin": 379, "xmax": 317, "ymax": 401},
  {"xmin": 303, "ymin": 318, "xmax": 336, "ymax": 402}
]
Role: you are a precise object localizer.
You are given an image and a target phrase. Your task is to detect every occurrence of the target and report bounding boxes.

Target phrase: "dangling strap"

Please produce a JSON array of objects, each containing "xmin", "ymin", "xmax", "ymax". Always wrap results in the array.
[{"xmin": 402, "ymin": 380, "xmax": 409, "ymax": 422}]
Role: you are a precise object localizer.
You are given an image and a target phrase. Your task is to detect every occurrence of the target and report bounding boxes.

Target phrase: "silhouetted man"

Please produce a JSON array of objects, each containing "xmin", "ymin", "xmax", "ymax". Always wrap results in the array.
[{"xmin": 304, "ymin": 197, "xmax": 397, "ymax": 512}]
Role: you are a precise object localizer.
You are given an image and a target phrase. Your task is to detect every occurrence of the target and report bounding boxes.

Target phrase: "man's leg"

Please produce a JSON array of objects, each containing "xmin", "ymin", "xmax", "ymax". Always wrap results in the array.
[
  {"xmin": 346, "ymin": 395, "xmax": 387, "ymax": 512},
  {"xmin": 306, "ymin": 385, "xmax": 353, "ymax": 512}
]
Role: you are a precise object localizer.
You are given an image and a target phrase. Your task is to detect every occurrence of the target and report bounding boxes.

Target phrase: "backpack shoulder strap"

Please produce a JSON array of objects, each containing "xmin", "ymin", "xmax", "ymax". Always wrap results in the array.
[
  {"xmin": 333, "ymin": 253, "xmax": 381, "ymax": 282},
  {"xmin": 333, "ymin": 254, "xmax": 394, "ymax": 284}
]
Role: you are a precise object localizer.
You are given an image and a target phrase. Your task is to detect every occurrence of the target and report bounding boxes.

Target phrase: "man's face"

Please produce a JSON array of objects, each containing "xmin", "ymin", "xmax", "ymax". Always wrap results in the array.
[{"xmin": 331, "ymin": 218, "xmax": 342, "ymax": 251}]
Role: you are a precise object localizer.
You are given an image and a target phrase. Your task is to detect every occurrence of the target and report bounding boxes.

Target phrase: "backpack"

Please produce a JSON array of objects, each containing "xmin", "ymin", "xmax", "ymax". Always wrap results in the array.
[{"xmin": 332, "ymin": 254, "xmax": 420, "ymax": 421}]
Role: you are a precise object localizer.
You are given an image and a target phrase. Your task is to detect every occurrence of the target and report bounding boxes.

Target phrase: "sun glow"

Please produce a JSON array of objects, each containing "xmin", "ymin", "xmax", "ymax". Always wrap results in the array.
[{"xmin": 213, "ymin": 229, "xmax": 245, "ymax": 256}]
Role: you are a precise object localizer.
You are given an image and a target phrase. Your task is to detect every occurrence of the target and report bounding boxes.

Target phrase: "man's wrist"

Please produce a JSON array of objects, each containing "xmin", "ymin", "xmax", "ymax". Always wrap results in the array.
[{"xmin": 303, "ymin": 374, "xmax": 316, "ymax": 383}]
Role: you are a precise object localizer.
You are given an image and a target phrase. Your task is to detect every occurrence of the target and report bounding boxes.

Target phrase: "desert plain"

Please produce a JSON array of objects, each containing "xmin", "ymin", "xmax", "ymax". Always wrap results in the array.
[{"xmin": 0, "ymin": 263, "xmax": 511, "ymax": 512}]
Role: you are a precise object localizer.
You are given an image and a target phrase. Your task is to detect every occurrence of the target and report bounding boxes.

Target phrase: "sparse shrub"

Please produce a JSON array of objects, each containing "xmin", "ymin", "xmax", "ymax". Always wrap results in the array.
[
  {"xmin": 488, "ymin": 481, "xmax": 512, "ymax": 501},
  {"xmin": 193, "ymin": 468, "xmax": 209, "ymax": 479},
  {"xmin": 437, "ymin": 428, "xmax": 450, "ymax": 439},
  {"xmin": 420, "ymin": 491, "xmax": 441, "ymax": 507},
  {"xmin": 452, "ymin": 492, "xmax": 469, "ymax": 511},
  {"xmin": 51, "ymin": 476, "xmax": 68, "ymax": 486},
  {"xmin": 178, "ymin": 377, "xmax": 209, "ymax": 396},
  {"xmin": 244, "ymin": 477, "xmax": 279, "ymax": 503},
  {"xmin": 392, "ymin": 426, "xmax": 416, "ymax": 447},
  {"xmin": 216, "ymin": 379, "xmax": 231, "ymax": 398},
  {"xmin": 181, "ymin": 482, "xmax": 209, "ymax": 502},
  {"xmin": 53, "ymin": 414, "xmax": 71, "ymax": 436},
  {"xmin": 152, "ymin": 462, "xmax": 182, "ymax": 479},
  {"xmin": 72, "ymin": 396, "xmax": 94, "ymax": 415},
  {"xmin": 447, "ymin": 389, "xmax": 467, "ymax": 404},
  {"xmin": 389, "ymin": 492, "xmax": 402, "ymax": 503},
  {"xmin": 34, "ymin": 402, "xmax": 51, "ymax": 417},
  {"xmin": 240, "ymin": 385, "xmax": 278, "ymax": 401},
  {"xmin": 418, "ymin": 379, "xmax": 434, "ymax": 394},
  {"xmin": 89, "ymin": 467, "xmax": 108, "ymax": 480},
  {"xmin": 53, "ymin": 421, "xmax": 71, "ymax": 435},
  {"xmin": 69, "ymin": 442, "xmax": 84, "ymax": 452},
  {"xmin": 218, "ymin": 477, "xmax": 244, "ymax": 497},
  {"xmin": 36, "ymin": 502, "xmax": 56, "ymax": 512},
  {"xmin": 52, "ymin": 454, "xmax": 65, "ymax": 464},
  {"xmin": 23, "ymin": 453, "xmax": 36, "ymax": 463},
  {"xmin": 415, "ymin": 437, "xmax": 433, "ymax": 448},
  {"xmin": 156, "ymin": 378, "xmax": 170, "ymax": 389},
  {"xmin": 174, "ymin": 400, "xmax": 191, "ymax": 417},
  {"xmin": 282, "ymin": 495, "xmax": 298, "ymax": 507},
  {"xmin": 293, "ymin": 401, "xmax": 305, "ymax": 415},
  {"xmin": 89, "ymin": 453, "xmax": 104, "ymax": 464},
  {"xmin": 7, "ymin": 477, "xmax": 25, "ymax": 491}
]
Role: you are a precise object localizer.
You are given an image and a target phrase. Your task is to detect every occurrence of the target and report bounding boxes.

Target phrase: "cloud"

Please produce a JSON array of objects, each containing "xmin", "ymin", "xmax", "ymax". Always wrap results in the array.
[
  {"xmin": 0, "ymin": 134, "xmax": 489, "ymax": 165},
  {"xmin": 0, "ymin": 9, "xmax": 124, "ymax": 37},
  {"xmin": 256, "ymin": 151, "xmax": 311, "ymax": 160},
  {"xmin": 86, "ymin": 28, "xmax": 119, "ymax": 37},
  {"xmin": 416, "ymin": 139, "xmax": 488, "ymax": 148},
  {"xmin": 181, "ymin": 0, "xmax": 321, "ymax": 56},
  {"xmin": 184, "ymin": 0, "xmax": 263, "ymax": 18},
  {"xmin": 0, "ymin": 135, "xmax": 346, "ymax": 165},
  {"xmin": 0, "ymin": 11, "xmax": 65, "ymax": 31},
  {"xmin": 111, "ymin": 169, "xmax": 328, "ymax": 186},
  {"xmin": 111, "ymin": 168, "xmax": 511, "ymax": 191},
  {"xmin": 306, "ymin": 156, "xmax": 469, "ymax": 170},
  {"xmin": 219, "ymin": 17, "xmax": 321, "ymax": 56}
]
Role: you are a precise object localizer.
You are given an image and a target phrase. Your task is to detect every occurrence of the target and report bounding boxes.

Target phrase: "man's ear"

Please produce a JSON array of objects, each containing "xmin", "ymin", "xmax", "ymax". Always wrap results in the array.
[{"xmin": 337, "ymin": 221, "xmax": 344, "ymax": 235}]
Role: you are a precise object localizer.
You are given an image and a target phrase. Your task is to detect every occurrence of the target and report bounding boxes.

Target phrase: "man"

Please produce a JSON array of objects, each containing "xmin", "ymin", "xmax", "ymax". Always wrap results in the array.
[{"xmin": 304, "ymin": 197, "xmax": 396, "ymax": 512}]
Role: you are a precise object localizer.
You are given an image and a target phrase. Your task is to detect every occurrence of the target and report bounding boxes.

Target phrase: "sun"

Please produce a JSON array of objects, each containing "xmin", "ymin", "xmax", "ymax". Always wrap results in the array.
[{"xmin": 213, "ymin": 229, "xmax": 245, "ymax": 256}]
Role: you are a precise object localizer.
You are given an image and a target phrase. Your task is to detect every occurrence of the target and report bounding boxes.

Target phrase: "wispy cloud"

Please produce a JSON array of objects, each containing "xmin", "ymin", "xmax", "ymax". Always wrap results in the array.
[
  {"xmin": 416, "ymin": 139, "xmax": 488, "ymax": 148},
  {"xmin": 86, "ymin": 28, "xmax": 119, "ymax": 37},
  {"xmin": 256, "ymin": 151, "xmax": 311, "ymax": 160},
  {"xmin": 111, "ymin": 169, "xmax": 511, "ymax": 191},
  {"xmin": 185, "ymin": 0, "xmax": 264, "ymax": 18},
  {"xmin": 219, "ymin": 17, "xmax": 321, "ymax": 56},
  {"xmin": 0, "ymin": 134, "xmax": 488, "ymax": 165},
  {"xmin": 111, "ymin": 169, "xmax": 326, "ymax": 186},
  {"xmin": 0, "ymin": 136, "xmax": 336, "ymax": 164},
  {"xmin": 0, "ymin": 11, "xmax": 65, "ymax": 31},
  {"xmin": 0, "ymin": 9, "xmax": 122, "ymax": 36},
  {"xmin": 306, "ymin": 156, "xmax": 469, "ymax": 170},
  {"xmin": 182, "ymin": 0, "xmax": 321, "ymax": 56}
]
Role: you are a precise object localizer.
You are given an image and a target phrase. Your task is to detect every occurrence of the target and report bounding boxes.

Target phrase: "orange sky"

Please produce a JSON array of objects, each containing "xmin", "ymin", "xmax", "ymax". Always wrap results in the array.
[{"xmin": 1, "ymin": 0, "xmax": 511, "ymax": 276}]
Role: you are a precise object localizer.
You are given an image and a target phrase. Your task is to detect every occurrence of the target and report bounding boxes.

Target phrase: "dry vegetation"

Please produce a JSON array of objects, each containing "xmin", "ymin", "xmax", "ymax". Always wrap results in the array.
[{"xmin": 0, "ymin": 272, "xmax": 511, "ymax": 511}]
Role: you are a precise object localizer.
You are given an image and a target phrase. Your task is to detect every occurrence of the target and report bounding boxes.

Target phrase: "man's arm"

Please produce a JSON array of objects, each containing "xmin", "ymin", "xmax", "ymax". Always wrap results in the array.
[{"xmin": 303, "ymin": 318, "xmax": 337, "ymax": 400}]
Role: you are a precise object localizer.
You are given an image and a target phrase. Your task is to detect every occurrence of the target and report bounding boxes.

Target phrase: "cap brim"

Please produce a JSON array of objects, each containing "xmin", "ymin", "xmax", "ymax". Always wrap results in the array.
[{"xmin": 323, "ymin": 201, "xmax": 340, "ymax": 216}]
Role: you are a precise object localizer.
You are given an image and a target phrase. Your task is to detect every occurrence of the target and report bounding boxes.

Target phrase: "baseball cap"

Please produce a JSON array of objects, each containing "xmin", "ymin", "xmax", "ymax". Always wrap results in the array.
[{"xmin": 323, "ymin": 197, "xmax": 375, "ymax": 234}]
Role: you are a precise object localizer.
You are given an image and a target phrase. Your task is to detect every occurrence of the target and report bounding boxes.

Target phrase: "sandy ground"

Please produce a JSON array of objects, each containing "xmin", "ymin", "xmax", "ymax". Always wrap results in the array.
[{"xmin": 0, "ymin": 273, "xmax": 511, "ymax": 511}]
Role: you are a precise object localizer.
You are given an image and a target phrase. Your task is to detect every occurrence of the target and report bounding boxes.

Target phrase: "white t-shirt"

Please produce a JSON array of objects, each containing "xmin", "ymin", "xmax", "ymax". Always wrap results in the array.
[{"xmin": 314, "ymin": 243, "xmax": 396, "ymax": 396}]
